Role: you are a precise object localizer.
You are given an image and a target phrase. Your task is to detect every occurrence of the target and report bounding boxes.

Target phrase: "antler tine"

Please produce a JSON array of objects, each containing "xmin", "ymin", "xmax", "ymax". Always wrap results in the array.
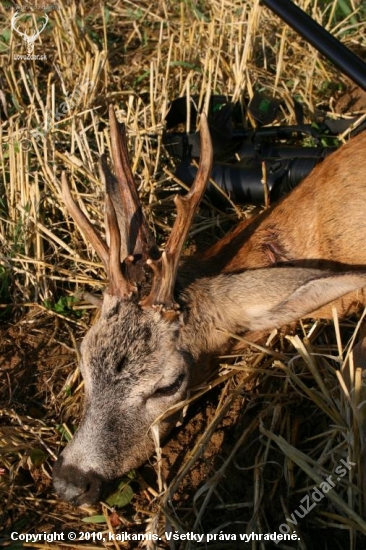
[
  {"xmin": 105, "ymin": 193, "xmax": 135, "ymax": 298},
  {"xmin": 108, "ymin": 105, "xmax": 155, "ymax": 261},
  {"xmin": 140, "ymin": 113, "xmax": 213, "ymax": 312},
  {"xmin": 61, "ymin": 172, "xmax": 109, "ymax": 270},
  {"xmin": 101, "ymin": 159, "xmax": 136, "ymax": 297},
  {"xmin": 98, "ymin": 157, "xmax": 128, "ymax": 261}
]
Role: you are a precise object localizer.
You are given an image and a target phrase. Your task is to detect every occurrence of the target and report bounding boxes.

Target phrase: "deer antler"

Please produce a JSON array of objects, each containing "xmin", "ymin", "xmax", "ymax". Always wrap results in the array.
[
  {"xmin": 62, "ymin": 108, "xmax": 212, "ymax": 304},
  {"xmin": 108, "ymin": 105, "xmax": 155, "ymax": 262},
  {"xmin": 61, "ymin": 172, "xmax": 109, "ymax": 270},
  {"xmin": 61, "ymin": 106, "xmax": 156, "ymax": 298},
  {"xmin": 62, "ymin": 171, "xmax": 134, "ymax": 298},
  {"xmin": 140, "ymin": 113, "xmax": 213, "ymax": 313}
]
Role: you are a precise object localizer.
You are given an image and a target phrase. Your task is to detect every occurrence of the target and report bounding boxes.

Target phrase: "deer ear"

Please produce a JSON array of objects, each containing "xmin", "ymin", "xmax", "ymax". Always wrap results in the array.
[{"xmin": 241, "ymin": 268, "xmax": 366, "ymax": 332}]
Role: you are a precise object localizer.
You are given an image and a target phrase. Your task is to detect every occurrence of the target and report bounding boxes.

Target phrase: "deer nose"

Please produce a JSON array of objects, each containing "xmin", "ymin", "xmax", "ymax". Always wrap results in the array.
[{"xmin": 52, "ymin": 456, "xmax": 104, "ymax": 505}]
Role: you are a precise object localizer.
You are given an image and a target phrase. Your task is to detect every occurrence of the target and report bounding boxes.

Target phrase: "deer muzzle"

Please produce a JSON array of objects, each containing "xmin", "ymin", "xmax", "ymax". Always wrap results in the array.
[{"xmin": 52, "ymin": 457, "xmax": 107, "ymax": 505}]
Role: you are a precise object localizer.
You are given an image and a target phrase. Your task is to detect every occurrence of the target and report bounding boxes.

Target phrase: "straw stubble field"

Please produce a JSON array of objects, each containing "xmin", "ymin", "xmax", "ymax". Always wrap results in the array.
[{"xmin": 1, "ymin": 0, "xmax": 366, "ymax": 548}]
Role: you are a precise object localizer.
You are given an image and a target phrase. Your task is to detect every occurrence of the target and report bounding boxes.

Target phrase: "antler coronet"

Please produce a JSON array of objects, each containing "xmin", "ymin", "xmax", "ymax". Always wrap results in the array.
[{"xmin": 139, "ymin": 252, "xmax": 179, "ymax": 311}]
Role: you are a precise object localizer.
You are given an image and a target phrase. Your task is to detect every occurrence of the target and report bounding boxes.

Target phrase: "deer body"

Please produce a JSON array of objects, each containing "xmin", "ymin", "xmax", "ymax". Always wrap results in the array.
[
  {"xmin": 53, "ymin": 108, "xmax": 366, "ymax": 505},
  {"xmin": 194, "ymin": 130, "xmax": 366, "ymax": 319}
]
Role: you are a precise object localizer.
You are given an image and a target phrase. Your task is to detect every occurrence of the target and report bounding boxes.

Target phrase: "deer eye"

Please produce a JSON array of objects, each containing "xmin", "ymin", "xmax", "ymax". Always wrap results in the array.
[{"xmin": 153, "ymin": 373, "xmax": 185, "ymax": 397}]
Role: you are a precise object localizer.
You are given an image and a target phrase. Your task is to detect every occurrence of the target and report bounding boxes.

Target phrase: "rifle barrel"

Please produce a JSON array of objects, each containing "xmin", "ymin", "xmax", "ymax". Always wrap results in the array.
[{"xmin": 261, "ymin": 0, "xmax": 366, "ymax": 90}]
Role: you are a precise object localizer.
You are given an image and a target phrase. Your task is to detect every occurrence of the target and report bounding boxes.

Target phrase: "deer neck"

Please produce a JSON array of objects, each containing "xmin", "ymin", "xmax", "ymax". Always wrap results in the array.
[{"xmin": 178, "ymin": 274, "xmax": 250, "ymax": 364}]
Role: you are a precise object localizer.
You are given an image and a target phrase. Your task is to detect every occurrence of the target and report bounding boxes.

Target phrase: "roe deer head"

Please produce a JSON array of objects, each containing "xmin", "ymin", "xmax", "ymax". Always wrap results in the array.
[{"xmin": 53, "ymin": 105, "xmax": 366, "ymax": 505}]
